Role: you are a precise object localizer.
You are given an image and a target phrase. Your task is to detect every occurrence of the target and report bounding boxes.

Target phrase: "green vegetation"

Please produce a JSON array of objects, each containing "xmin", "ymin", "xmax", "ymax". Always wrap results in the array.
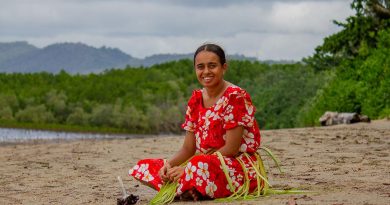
[
  {"xmin": 0, "ymin": 60, "xmax": 326, "ymax": 133},
  {"xmin": 299, "ymin": 0, "xmax": 390, "ymax": 125},
  {"xmin": 0, "ymin": 0, "xmax": 388, "ymax": 133}
]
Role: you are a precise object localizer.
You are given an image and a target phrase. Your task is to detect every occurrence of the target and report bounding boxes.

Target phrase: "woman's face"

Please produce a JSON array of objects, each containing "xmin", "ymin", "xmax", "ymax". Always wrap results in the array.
[{"xmin": 194, "ymin": 51, "xmax": 227, "ymax": 89}]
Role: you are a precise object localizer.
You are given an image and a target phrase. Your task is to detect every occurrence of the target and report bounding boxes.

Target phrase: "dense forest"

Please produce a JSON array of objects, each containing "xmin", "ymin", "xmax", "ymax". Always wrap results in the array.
[
  {"xmin": 0, "ymin": 0, "xmax": 389, "ymax": 134},
  {"xmin": 0, "ymin": 60, "xmax": 326, "ymax": 133}
]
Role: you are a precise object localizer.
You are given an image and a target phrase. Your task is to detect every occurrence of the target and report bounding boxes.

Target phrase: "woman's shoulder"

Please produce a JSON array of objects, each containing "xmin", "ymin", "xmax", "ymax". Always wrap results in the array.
[
  {"xmin": 188, "ymin": 89, "xmax": 202, "ymax": 106},
  {"xmin": 190, "ymin": 89, "xmax": 203, "ymax": 98},
  {"xmin": 225, "ymin": 85, "xmax": 251, "ymax": 98}
]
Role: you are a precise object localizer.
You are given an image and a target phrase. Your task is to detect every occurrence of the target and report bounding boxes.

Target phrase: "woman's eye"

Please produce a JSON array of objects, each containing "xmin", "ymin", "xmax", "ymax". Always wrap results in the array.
[{"xmin": 196, "ymin": 66, "xmax": 204, "ymax": 70}]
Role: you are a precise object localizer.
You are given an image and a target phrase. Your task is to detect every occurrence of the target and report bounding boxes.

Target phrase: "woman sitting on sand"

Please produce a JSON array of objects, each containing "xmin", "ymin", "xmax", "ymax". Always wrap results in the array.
[{"xmin": 129, "ymin": 43, "xmax": 264, "ymax": 201}]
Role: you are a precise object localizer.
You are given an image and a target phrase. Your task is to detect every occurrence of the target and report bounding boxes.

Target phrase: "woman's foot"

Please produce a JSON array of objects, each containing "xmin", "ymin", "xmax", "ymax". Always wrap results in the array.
[{"xmin": 179, "ymin": 188, "xmax": 203, "ymax": 201}]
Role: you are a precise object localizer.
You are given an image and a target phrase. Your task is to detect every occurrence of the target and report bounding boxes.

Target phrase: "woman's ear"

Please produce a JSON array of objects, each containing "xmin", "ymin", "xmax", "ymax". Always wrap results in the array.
[{"xmin": 223, "ymin": 63, "xmax": 228, "ymax": 74}]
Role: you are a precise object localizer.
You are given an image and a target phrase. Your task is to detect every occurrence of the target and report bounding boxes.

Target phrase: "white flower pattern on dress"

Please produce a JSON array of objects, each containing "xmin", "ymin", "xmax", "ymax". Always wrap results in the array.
[
  {"xmin": 224, "ymin": 158, "xmax": 233, "ymax": 165},
  {"xmin": 205, "ymin": 180, "xmax": 217, "ymax": 197},
  {"xmin": 176, "ymin": 183, "xmax": 184, "ymax": 195},
  {"xmin": 200, "ymin": 119, "xmax": 210, "ymax": 140},
  {"xmin": 186, "ymin": 106, "xmax": 191, "ymax": 116},
  {"xmin": 205, "ymin": 110, "xmax": 219, "ymax": 121},
  {"xmin": 243, "ymin": 129, "xmax": 255, "ymax": 143},
  {"xmin": 240, "ymin": 144, "xmax": 248, "ymax": 152},
  {"xmin": 237, "ymin": 174, "xmax": 243, "ymax": 182},
  {"xmin": 196, "ymin": 177, "xmax": 203, "ymax": 186},
  {"xmin": 228, "ymin": 167, "xmax": 236, "ymax": 176},
  {"xmin": 195, "ymin": 132, "xmax": 201, "ymax": 152},
  {"xmin": 225, "ymin": 178, "xmax": 240, "ymax": 191},
  {"xmin": 197, "ymin": 162, "xmax": 210, "ymax": 180},
  {"xmin": 184, "ymin": 162, "xmax": 197, "ymax": 181},
  {"xmin": 225, "ymin": 167, "xmax": 240, "ymax": 191},
  {"xmin": 214, "ymin": 96, "xmax": 228, "ymax": 111},
  {"xmin": 139, "ymin": 164, "xmax": 148, "ymax": 173},
  {"xmin": 141, "ymin": 170, "xmax": 154, "ymax": 182},
  {"xmin": 223, "ymin": 104, "xmax": 235, "ymax": 123},
  {"xmin": 183, "ymin": 121, "xmax": 193, "ymax": 131},
  {"xmin": 128, "ymin": 164, "xmax": 139, "ymax": 175},
  {"xmin": 225, "ymin": 105, "xmax": 233, "ymax": 114},
  {"xmin": 240, "ymin": 129, "xmax": 256, "ymax": 152},
  {"xmin": 241, "ymin": 114, "xmax": 253, "ymax": 127},
  {"xmin": 224, "ymin": 113, "xmax": 234, "ymax": 122},
  {"xmin": 248, "ymin": 167, "xmax": 256, "ymax": 178}
]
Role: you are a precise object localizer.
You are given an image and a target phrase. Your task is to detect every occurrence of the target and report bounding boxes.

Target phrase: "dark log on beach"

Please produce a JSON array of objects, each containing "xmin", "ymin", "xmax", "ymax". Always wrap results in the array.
[{"xmin": 319, "ymin": 111, "xmax": 370, "ymax": 126}]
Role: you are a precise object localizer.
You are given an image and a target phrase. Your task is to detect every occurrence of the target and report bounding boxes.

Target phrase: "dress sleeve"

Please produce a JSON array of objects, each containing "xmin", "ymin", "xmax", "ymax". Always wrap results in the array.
[
  {"xmin": 223, "ymin": 90, "xmax": 256, "ymax": 130},
  {"xmin": 181, "ymin": 90, "xmax": 199, "ymax": 132}
]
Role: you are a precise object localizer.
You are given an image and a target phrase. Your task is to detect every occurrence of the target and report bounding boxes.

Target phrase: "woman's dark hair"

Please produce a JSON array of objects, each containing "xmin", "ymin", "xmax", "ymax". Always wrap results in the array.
[{"xmin": 193, "ymin": 43, "xmax": 226, "ymax": 65}]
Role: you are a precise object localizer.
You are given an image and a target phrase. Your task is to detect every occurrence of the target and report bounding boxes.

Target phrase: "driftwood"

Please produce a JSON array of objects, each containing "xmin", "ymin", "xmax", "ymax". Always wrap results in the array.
[{"xmin": 319, "ymin": 111, "xmax": 370, "ymax": 126}]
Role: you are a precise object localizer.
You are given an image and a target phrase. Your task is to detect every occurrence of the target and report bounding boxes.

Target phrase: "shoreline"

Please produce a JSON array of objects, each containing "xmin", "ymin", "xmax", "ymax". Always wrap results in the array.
[
  {"xmin": 0, "ymin": 126, "xmax": 181, "ymax": 145},
  {"xmin": 0, "ymin": 121, "xmax": 154, "ymax": 136},
  {"xmin": 1, "ymin": 118, "xmax": 385, "ymax": 144},
  {"xmin": 0, "ymin": 134, "xmax": 179, "ymax": 147}
]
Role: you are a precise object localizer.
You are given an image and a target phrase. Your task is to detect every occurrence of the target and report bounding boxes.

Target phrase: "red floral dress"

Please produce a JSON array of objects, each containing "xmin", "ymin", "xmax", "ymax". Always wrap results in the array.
[{"xmin": 129, "ymin": 85, "xmax": 261, "ymax": 198}]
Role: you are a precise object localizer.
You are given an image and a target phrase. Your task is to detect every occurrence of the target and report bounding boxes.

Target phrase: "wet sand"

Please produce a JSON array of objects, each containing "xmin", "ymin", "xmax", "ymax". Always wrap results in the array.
[{"xmin": 0, "ymin": 120, "xmax": 389, "ymax": 205}]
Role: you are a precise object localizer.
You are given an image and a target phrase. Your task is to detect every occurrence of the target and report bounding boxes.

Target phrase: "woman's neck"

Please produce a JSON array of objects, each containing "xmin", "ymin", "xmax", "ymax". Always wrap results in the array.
[{"xmin": 204, "ymin": 80, "xmax": 227, "ymax": 98}]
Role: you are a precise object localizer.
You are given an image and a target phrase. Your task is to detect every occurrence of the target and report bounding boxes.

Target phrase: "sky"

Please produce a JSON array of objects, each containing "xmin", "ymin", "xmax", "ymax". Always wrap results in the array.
[{"xmin": 0, "ymin": 0, "xmax": 355, "ymax": 60}]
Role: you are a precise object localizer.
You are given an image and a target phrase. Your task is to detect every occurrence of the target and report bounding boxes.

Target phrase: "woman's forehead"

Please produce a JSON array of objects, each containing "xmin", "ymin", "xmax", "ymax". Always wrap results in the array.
[{"xmin": 195, "ymin": 51, "xmax": 220, "ymax": 63}]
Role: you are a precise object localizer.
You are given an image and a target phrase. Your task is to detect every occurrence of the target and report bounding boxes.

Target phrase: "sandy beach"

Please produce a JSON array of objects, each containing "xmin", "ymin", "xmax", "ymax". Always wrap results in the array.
[{"xmin": 0, "ymin": 120, "xmax": 389, "ymax": 205}]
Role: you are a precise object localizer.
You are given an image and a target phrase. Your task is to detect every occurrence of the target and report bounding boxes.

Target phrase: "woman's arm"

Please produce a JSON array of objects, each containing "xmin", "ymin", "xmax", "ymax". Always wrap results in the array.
[
  {"xmin": 217, "ymin": 126, "xmax": 243, "ymax": 157},
  {"xmin": 167, "ymin": 131, "xmax": 196, "ymax": 166},
  {"xmin": 159, "ymin": 131, "xmax": 196, "ymax": 182}
]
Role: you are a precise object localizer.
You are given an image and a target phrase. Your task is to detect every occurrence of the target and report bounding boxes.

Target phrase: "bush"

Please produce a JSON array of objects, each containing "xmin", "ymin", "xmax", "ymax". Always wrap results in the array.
[
  {"xmin": 0, "ymin": 106, "xmax": 14, "ymax": 121},
  {"xmin": 90, "ymin": 104, "xmax": 114, "ymax": 127},
  {"xmin": 15, "ymin": 105, "xmax": 55, "ymax": 123},
  {"xmin": 66, "ymin": 107, "xmax": 90, "ymax": 125}
]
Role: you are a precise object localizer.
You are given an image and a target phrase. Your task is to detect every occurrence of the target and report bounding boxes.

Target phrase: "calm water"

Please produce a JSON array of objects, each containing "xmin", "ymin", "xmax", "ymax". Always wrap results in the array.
[{"xmin": 0, "ymin": 127, "xmax": 140, "ymax": 143}]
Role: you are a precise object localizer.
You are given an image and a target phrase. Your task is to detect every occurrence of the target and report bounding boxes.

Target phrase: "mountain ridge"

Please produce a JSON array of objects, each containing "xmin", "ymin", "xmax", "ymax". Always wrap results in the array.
[{"xmin": 0, "ymin": 41, "xmax": 289, "ymax": 73}]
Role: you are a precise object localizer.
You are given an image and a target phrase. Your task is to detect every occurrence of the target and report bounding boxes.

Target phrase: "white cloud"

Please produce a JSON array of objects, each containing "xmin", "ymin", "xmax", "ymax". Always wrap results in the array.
[
  {"xmin": 267, "ymin": 1, "xmax": 353, "ymax": 33},
  {"xmin": 0, "ymin": 0, "xmax": 354, "ymax": 60}
]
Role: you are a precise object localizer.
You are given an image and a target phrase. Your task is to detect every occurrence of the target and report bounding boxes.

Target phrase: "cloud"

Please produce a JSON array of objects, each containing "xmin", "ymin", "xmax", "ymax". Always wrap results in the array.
[{"xmin": 0, "ymin": 0, "xmax": 354, "ymax": 60}]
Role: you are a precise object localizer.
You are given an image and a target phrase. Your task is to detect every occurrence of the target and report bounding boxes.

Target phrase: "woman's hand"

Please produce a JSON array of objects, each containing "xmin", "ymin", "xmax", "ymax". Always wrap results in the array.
[
  {"xmin": 158, "ymin": 131, "xmax": 196, "ymax": 183},
  {"xmin": 158, "ymin": 161, "xmax": 171, "ymax": 182},
  {"xmin": 166, "ymin": 166, "xmax": 185, "ymax": 182}
]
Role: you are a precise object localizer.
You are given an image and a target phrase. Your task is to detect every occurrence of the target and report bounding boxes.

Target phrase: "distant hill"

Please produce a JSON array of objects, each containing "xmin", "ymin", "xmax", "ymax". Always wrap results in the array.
[
  {"xmin": 0, "ymin": 42, "xmax": 141, "ymax": 73},
  {"xmin": 0, "ymin": 41, "xmax": 38, "ymax": 63},
  {"xmin": 0, "ymin": 41, "xmax": 283, "ymax": 73}
]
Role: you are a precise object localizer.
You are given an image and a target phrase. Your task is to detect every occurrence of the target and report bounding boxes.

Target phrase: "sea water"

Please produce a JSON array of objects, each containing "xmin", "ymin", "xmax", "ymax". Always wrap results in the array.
[{"xmin": 0, "ymin": 127, "xmax": 137, "ymax": 143}]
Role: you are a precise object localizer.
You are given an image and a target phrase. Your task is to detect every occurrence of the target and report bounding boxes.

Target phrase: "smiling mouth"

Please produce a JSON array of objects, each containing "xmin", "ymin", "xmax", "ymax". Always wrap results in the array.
[{"xmin": 203, "ymin": 76, "xmax": 213, "ymax": 82}]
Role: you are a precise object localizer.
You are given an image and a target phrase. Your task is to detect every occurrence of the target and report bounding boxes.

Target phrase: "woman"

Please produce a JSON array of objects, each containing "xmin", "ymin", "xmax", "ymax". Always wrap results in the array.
[{"xmin": 129, "ymin": 43, "xmax": 264, "ymax": 201}]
